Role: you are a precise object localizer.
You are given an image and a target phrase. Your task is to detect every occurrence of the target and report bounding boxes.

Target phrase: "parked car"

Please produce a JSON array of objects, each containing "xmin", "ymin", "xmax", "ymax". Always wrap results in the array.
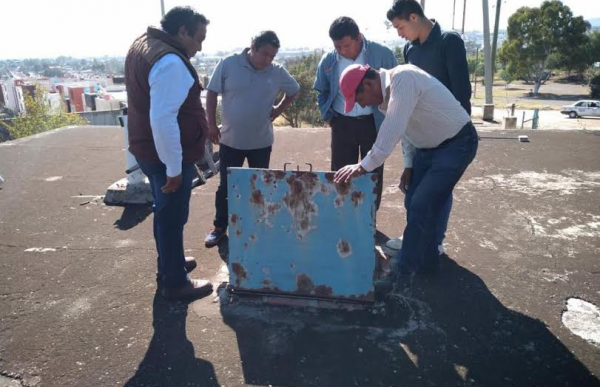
[{"xmin": 561, "ymin": 100, "xmax": 600, "ymax": 118}]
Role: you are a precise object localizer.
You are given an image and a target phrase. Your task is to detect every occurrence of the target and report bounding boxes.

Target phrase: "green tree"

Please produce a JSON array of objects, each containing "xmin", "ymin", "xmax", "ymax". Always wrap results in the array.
[
  {"xmin": 498, "ymin": 1, "xmax": 589, "ymax": 94},
  {"xmin": 5, "ymin": 87, "xmax": 86, "ymax": 139},
  {"xmin": 393, "ymin": 46, "xmax": 406, "ymax": 65},
  {"xmin": 280, "ymin": 53, "xmax": 324, "ymax": 128},
  {"xmin": 591, "ymin": 73, "xmax": 600, "ymax": 99}
]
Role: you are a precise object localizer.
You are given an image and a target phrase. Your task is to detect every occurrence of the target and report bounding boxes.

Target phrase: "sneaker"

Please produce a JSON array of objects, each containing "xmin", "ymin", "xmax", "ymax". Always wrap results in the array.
[
  {"xmin": 205, "ymin": 228, "xmax": 226, "ymax": 248},
  {"xmin": 162, "ymin": 279, "xmax": 214, "ymax": 301}
]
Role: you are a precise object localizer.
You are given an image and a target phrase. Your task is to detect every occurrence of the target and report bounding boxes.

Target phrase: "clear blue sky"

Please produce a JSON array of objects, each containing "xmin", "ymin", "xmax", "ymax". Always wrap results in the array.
[{"xmin": 1, "ymin": 0, "xmax": 598, "ymax": 59}]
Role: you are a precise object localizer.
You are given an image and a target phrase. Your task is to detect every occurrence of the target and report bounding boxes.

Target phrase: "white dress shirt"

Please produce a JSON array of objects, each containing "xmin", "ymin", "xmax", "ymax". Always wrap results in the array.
[
  {"xmin": 361, "ymin": 65, "xmax": 470, "ymax": 172},
  {"xmin": 148, "ymin": 53, "xmax": 194, "ymax": 177}
]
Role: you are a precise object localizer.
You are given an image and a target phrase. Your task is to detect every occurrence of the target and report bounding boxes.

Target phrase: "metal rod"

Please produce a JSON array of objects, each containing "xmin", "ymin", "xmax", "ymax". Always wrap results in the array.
[
  {"xmin": 482, "ymin": 0, "xmax": 494, "ymax": 104},
  {"xmin": 462, "ymin": 0, "xmax": 467, "ymax": 35},
  {"xmin": 452, "ymin": 0, "xmax": 457, "ymax": 30},
  {"xmin": 491, "ymin": 0, "xmax": 502, "ymax": 76},
  {"xmin": 160, "ymin": 0, "xmax": 165, "ymax": 18}
]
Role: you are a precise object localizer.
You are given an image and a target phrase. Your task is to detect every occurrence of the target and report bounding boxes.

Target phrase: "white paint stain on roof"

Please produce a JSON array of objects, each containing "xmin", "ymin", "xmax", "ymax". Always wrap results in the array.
[
  {"xmin": 45, "ymin": 176, "xmax": 63, "ymax": 182},
  {"xmin": 562, "ymin": 298, "xmax": 600, "ymax": 347},
  {"xmin": 24, "ymin": 247, "xmax": 56, "ymax": 253}
]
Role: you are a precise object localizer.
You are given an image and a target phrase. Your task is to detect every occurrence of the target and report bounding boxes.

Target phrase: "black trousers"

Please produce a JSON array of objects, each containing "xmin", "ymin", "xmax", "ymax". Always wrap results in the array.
[
  {"xmin": 214, "ymin": 143, "xmax": 272, "ymax": 229},
  {"xmin": 330, "ymin": 113, "xmax": 383, "ymax": 209}
]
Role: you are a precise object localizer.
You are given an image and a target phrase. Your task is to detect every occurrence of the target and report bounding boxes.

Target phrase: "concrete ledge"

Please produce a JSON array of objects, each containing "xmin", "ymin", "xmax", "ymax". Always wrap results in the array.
[{"xmin": 104, "ymin": 176, "xmax": 153, "ymax": 205}]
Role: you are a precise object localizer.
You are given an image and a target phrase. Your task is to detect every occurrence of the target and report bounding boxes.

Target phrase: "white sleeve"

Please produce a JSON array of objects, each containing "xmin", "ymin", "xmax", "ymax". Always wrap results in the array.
[
  {"xmin": 401, "ymin": 136, "xmax": 416, "ymax": 168},
  {"xmin": 361, "ymin": 73, "xmax": 419, "ymax": 172},
  {"xmin": 148, "ymin": 54, "xmax": 194, "ymax": 177}
]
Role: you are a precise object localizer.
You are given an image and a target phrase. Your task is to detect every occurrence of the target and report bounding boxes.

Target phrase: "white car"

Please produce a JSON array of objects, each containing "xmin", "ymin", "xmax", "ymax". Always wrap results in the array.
[{"xmin": 561, "ymin": 100, "xmax": 600, "ymax": 118}]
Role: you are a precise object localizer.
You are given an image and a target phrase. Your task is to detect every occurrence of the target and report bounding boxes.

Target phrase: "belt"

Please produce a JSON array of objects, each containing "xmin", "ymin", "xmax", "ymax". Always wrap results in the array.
[
  {"xmin": 437, "ymin": 122, "xmax": 474, "ymax": 147},
  {"xmin": 332, "ymin": 111, "xmax": 373, "ymax": 121}
]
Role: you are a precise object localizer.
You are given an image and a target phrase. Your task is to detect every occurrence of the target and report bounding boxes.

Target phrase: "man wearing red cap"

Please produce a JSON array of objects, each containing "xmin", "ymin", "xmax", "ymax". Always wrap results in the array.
[{"xmin": 334, "ymin": 63, "xmax": 478, "ymax": 277}]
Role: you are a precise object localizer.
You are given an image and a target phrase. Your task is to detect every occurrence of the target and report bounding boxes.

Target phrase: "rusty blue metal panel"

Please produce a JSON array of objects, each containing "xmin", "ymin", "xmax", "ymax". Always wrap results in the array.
[{"xmin": 227, "ymin": 168, "xmax": 377, "ymax": 301}]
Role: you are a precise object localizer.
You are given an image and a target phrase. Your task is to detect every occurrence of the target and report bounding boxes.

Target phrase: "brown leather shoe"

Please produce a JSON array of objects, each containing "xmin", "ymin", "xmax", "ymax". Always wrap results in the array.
[{"xmin": 162, "ymin": 279, "xmax": 214, "ymax": 301}]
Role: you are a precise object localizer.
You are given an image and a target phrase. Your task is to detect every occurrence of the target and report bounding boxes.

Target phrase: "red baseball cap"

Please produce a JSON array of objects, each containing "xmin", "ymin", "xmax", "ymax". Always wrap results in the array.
[{"xmin": 339, "ymin": 64, "xmax": 370, "ymax": 113}]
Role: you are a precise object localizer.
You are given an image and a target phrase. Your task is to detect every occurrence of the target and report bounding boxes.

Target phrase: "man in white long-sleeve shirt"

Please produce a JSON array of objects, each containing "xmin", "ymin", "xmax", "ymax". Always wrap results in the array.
[
  {"xmin": 125, "ymin": 6, "xmax": 213, "ymax": 300},
  {"xmin": 334, "ymin": 64, "xmax": 478, "ymax": 276}
]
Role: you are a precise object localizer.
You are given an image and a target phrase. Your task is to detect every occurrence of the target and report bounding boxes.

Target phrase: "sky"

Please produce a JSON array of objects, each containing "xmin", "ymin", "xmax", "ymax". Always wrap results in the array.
[{"xmin": 1, "ymin": 0, "xmax": 599, "ymax": 59}]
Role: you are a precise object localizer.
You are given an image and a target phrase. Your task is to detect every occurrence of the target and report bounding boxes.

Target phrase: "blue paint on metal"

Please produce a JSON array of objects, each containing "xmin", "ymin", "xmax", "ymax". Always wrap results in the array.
[{"xmin": 227, "ymin": 168, "xmax": 377, "ymax": 301}]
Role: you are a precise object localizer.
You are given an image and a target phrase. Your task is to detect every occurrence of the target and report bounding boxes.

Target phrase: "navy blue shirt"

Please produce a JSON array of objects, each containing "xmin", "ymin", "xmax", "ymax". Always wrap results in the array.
[{"xmin": 404, "ymin": 22, "xmax": 472, "ymax": 115}]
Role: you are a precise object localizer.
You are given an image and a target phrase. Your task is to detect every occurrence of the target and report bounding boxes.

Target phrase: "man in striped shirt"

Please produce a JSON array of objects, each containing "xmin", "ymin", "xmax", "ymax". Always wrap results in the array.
[{"xmin": 334, "ymin": 64, "xmax": 478, "ymax": 276}]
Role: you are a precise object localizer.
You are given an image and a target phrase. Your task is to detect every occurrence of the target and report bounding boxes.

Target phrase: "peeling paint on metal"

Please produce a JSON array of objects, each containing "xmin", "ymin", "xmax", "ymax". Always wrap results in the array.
[{"xmin": 231, "ymin": 263, "xmax": 247, "ymax": 287}]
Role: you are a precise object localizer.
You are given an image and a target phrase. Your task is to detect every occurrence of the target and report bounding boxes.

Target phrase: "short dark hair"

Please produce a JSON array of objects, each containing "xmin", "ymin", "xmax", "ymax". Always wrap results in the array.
[
  {"xmin": 251, "ymin": 30, "xmax": 281, "ymax": 50},
  {"xmin": 161, "ymin": 6, "xmax": 209, "ymax": 36},
  {"xmin": 356, "ymin": 68, "xmax": 378, "ymax": 94},
  {"xmin": 386, "ymin": 0, "xmax": 425, "ymax": 22},
  {"xmin": 329, "ymin": 17, "xmax": 360, "ymax": 41}
]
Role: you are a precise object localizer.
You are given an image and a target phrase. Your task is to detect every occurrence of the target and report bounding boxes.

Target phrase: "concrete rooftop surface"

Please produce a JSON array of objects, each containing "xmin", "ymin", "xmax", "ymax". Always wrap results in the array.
[{"xmin": 0, "ymin": 125, "xmax": 599, "ymax": 387}]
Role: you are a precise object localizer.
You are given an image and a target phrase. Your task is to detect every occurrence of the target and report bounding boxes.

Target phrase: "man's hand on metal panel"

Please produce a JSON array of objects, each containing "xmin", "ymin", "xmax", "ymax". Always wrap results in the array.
[
  {"xmin": 334, "ymin": 164, "xmax": 366, "ymax": 184},
  {"xmin": 161, "ymin": 174, "xmax": 182, "ymax": 194},
  {"xmin": 399, "ymin": 168, "xmax": 413, "ymax": 194}
]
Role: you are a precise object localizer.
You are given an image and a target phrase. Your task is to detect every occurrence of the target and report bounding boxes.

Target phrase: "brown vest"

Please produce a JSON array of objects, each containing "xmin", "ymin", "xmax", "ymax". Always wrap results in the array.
[{"xmin": 125, "ymin": 27, "xmax": 207, "ymax": 164}]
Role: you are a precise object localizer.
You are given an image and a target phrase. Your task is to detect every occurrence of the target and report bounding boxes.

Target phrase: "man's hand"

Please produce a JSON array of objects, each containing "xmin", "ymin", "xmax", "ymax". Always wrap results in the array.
[
  {"xmin": 399, "ymin": 168, "xmax": 413, "ymax": 194},
  {"xmin": 207, "ymin": 123, "xmax": 220, "ymax": 145},
  {"xmin": 334, "ymin": 164, "xmax": 366, "ymax": 184},
  {"xmin": 270, "ymin": 105, "xmax": 284, "ymax": 122},
  {"xmin": 161, "ymin": 174, "xmax": 182, "ymax": 194}
]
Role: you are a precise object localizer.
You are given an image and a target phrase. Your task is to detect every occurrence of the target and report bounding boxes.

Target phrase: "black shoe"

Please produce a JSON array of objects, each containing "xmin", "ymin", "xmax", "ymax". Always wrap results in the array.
[
  {"xmin": 162, "ymin": 279, "xmax": 214, "ymax": 301},
  {"xmin": 205, "ymin": 228, "xmax": 226, "ymax": 248}
]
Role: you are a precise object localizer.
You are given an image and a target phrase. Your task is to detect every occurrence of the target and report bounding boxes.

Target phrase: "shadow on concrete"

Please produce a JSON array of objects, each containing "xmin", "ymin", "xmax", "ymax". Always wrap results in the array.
[
  {"xmin": 113, "ymin": 204, "xmax": 153, "ymax": 230},
  {"xmin": 220, "ymin": 256, "xmax": 600, "ymax": 387},
  {"xmin": 124, "ymin": 292, "xmax": 221, "ymax": 387}
]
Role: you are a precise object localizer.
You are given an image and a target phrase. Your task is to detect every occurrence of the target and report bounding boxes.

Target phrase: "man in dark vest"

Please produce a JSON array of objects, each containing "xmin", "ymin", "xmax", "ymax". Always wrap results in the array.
[{"xmin": 125, "ymin": 6, "xmax": 212, "ymax": 300}]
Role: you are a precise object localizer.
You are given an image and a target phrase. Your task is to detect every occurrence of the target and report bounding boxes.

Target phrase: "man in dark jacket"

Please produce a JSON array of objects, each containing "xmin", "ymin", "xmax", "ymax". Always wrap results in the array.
[
  {"xmin": 387, "ymin": 0, "xmax": 472, "ymax": 259},
  {"xmin": 125, "ymin": 6, "xmax": 212, "ymax": 300}
]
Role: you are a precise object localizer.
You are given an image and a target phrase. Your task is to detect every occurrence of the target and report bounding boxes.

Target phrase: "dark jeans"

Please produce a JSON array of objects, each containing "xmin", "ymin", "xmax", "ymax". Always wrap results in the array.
[
  {"xmin": 137, "ymin": 159, "xmax": 195, "ymax": 288},
  {"xmin": 407, "ymin": 188, "xmax": 453, "ymax": 246},
  {"xmin": 214, "ymin": 144, "xmax": 272, "ymax": 229},
  {"xmin": 399, "ymin": 122, "xmax": 478, "ymax": 272},
  {"xmin": 330, "ymin": 113, "xmax": 384, "ymax": 209}
]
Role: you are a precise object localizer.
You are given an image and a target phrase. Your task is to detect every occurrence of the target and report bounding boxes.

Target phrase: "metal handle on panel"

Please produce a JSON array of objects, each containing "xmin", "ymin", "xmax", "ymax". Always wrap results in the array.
[
  {"xmin": 283, "ymin": 162, "xmax": 292, "ymax": 171},
  {"xmin": 305, "ymin": 163, "xmax": 313, "ymax": 172}
]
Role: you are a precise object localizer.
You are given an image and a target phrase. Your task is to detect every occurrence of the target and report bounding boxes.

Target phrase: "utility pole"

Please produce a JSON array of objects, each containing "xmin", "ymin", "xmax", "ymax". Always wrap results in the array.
[
  {"xmin": 421, "ymin": 0, "xmax": 426, "ymax": 11},
  {"xmin": 160, "ymin": 0, "xmax": 165, "ymax": 17},
  {"xmin": 461, "ymin": 0, "xmax": 467, "ymax": 35},
  {"xmin": 452, "ymin": 0, "xmax": 457, "ymax": 30},
  {"xmin": 491, "ymin": 0, "xmax": 502, "ymax": 76},
  {"xmin": 482, "ymin": 0, "xmax": 494, "ymax": 120},
  {"xmin": 473, "ymin": 46, "xmax": 480, "ymax": 98}
]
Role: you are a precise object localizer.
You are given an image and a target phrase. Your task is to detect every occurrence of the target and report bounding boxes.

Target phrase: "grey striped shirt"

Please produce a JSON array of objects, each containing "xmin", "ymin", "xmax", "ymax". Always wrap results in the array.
[{"xmin": 361, "ymin": 65, "xmax": 470, "ymax": 172}]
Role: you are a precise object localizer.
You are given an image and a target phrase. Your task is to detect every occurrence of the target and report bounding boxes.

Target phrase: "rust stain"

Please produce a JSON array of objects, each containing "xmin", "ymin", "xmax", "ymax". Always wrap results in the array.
[
  {"xmin": 230, "ymin": 214, "xmax": 238, "ymax": 224},
  {"xmin": 334, "ymin": 197, "xmax": 343, "ymax": 207},
  {"xmin": 283, "ymin": 174, "xmax": 319, "ymax": 239},
  {"xmin": 335, "ymin": 181, "xmax": 351, "ymax": 196},
  {"xmin": 250, "ymin": 189, "xmax": 265, "ymax": 206},
  {"xmin": 337, "ymin": 240, "xmax": 352, "ymax": 258},
  {"xmin": 249, "ymin": 234, "xmax": 257, "ymax": 241},
  {"xmin": 236, "ymin": 194, "xmax": 241, "ymax": 199},
  {"xmin": 267, "ymin": 203, "xmax": 282, "ymax": 215},
  {"xmin": 371, "ymin": 174, "xmax": 378, "ymax": 182},
  {"xmin": 236, "ymin": 229, "xmax": 242, "ymax": 237},
  {"xmin": 262, "ymin": 278, "xmax": 272, "ymax": 288},
  {"xmin": 251, "ymin": 174, "xmax": 258, "ymax": 182},
  {"xmin": 314, "ymin": 285, "xmax": 333, "ymax": 297},
  {"xmin": 274, "ymin": 170, "xmax": 286, "ymax": 180},
  {"xmin": 324, "ymin": 173, "xmax": 335, "ymax": 183},
  {"xmin": 231, "ymin": 263, "xmax": 247, "ymax": 287},
  {"xmin": 262, "ymin": 171, "xmax": 274, "ymax": 184},
  {"xmin": 351, "ymin": 191, "xmax": 363, "ymax": 207},
  {"xmin": 296, "ymin": 273, "xmax": 315, "ymax": 293}
]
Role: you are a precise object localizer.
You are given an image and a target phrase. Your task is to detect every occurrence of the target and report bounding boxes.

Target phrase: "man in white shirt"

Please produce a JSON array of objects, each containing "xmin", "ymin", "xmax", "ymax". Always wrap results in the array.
[
  {"xmin": 125, "ymin": 6, "xmax": 213, "ymax": 300},
  {"xmin": 334, "ymin": 64, "xmax": 478, "ymax": 276}
]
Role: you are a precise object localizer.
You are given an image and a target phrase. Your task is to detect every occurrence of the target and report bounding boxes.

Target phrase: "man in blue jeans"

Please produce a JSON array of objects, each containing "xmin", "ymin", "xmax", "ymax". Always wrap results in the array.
[
  {"xmin": 334, "ymin": 64, "xmax": 478, "ymax": 277},
  {"xmin": 125, "ymin": 6, "xmax": 213, "ymax": 300},
  {"xmin": 314, "ymin": 17, "xmax": 397, "ymax": 209},
  {"xmin": 387, "ymin": 0, "xmax": 472, "ymax": 256}
]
